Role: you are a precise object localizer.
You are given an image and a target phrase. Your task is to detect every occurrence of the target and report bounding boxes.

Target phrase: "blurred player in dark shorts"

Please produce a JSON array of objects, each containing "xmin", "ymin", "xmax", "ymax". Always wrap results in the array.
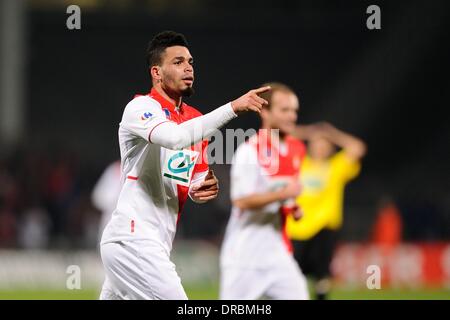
[{"xmin": 287, "ymin": 122, "xmax": 367, "ymax": 299}]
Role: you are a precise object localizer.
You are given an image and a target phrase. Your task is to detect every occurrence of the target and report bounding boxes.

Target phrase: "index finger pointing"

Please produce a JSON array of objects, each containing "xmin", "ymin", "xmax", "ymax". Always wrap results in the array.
[{"xmin": 253, "ymin": 86, "xmax": 271, "ymax": 95}]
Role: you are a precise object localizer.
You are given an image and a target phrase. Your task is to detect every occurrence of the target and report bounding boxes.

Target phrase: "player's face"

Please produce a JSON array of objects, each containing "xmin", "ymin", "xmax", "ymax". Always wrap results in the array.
[
  {"xmin": 309, "ymin": 137, "xmax": 335, "ymax": 160},
  {"xmin": 160, "ymin": 46, "xmax": 194, "ymax": 97},
  {"xmin": 263, "ymin": 90, "xmax": 299, "ymax": 136}
]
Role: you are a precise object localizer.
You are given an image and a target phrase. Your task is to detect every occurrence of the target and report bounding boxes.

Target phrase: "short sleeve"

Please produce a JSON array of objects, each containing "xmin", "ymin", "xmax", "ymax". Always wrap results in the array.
[
  {"xmin": 120, "ymin": 96, "xmax": 171, "ymax": 141},
  {"xmin": 230, "ymin": 142, "xmax": 260, "ymax": 201}
]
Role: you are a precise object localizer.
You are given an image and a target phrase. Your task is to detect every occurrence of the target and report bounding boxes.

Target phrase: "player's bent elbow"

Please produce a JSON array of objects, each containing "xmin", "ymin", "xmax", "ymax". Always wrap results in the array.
[
  {"xmin": 359, "ymin": 141, "xmax": 368, "ymax": 157},
  {"xmin": 348, "ymin": 142, "xmax": 367, "ymax": 160},
  {"xmin": 163, "ymin": 134, "xmax": 190, "ymax": 150},
  {"xmin": 150, "ymin": 124, "xmax": 193, "ymax": 150}
]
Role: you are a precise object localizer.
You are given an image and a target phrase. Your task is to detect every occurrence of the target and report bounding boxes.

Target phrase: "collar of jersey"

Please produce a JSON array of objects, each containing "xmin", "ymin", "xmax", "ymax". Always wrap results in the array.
[
  {"xmin": 149, "ymin": 88, "xmax": 185, "ymax": 113},
  {"xmin": 255, "ymin": 129, "xmax": 297, "ymax": 150}
]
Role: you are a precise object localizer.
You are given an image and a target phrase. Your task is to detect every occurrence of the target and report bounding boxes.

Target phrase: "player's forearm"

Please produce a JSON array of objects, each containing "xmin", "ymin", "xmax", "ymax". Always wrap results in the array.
[
  {"xmin": 291, "ymin": 124, "xmax": 318, "ymax": 140},
  {"xmin": 330, "ymin": 131, "xmax": 366, "ymax": 159},
  {"xmin": 321, "ymin": 124, "xmax": 367, "ymax": 159},
  {"xmin": 233, "ymin": 190, "xmax": 286, "ymax": 210},
  {"xmin": 150, "ymin": 103, "xmax": 237, "ymax": 150}
]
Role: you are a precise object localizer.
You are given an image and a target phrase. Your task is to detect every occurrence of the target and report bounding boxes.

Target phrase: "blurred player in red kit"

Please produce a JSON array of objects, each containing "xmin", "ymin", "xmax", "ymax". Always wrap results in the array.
[{"xmin": 220, "ymin": 83, "xmax": 309, "ymax": 300}]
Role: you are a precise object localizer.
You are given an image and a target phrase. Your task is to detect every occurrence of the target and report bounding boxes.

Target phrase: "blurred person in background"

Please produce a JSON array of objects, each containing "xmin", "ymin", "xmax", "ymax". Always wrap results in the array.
[
  {"xmin": 220, "ymin": 82, "xmax": 309, "ymax": 300},
  {"xmin": 17, "ymin": 204, "xmax": 50, "ymax": 249},
  {"xmin": 91, "ymin": 160, "xmax": 121, "ymax": 242},
  {"xmin": 287, "ymin": 122, "xmax": 366, "ymax": 299},
  {"xmin": 371, "ymin": 196, "xmax": 403, "ymax": 248},
  {"xmin": 0, "ymin": 201, "xmax": 17, "ymax": 247},
  {"xmin": 44, "ymin": 152, "xmax": 79, "ymax": 244},
  {"xmin": 0, "ymin": 161, "xmax": 19, "ymax": 247}
]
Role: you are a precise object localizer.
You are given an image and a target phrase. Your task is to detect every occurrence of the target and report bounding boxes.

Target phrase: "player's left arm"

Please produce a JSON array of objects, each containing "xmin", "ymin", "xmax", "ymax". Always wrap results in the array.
[
  {"xmin": 291, "ymin": 124, "xmax": 319, "ymax": 141},
  {"xmin": 317, "ymin": 122, "xmax": 367, "ymax": 161}
]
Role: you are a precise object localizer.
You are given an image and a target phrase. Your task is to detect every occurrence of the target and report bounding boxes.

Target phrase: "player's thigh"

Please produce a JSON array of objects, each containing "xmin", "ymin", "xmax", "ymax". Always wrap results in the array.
[
  {"xmin": 292, "ymin": 238, "xmax": 316, "ymax": 276},
  {"xmin": 99, "ymin": 276, "xmax": 121, "ymax": 300},
  {"xmin": 100, "ymin": 241, "xmax": 156, "ymax": 299},
  {"xmin": 99, "ymin": 242, "xmax": 144, "ymax": 299},
  {"xmin": 316, "ymin": 229, "xmax": 339, "ymax": 279},
  {"xmin": 303, "ymin": 229, "xmax": 336, "ymax": 279},
  {"xmin": 220, "ymin": 267, "xmax": 268, "ymax": 300},
  {"xmin": 136, "ymin": 241, "xmax": 188, "ymax": 300},
  {"xmin": 100, "ymin": 241, "xmax": 187, "ymax": 300},
  {"xmin": 266, "ymin": 257, "xmax": 309, "ymax": 300}
]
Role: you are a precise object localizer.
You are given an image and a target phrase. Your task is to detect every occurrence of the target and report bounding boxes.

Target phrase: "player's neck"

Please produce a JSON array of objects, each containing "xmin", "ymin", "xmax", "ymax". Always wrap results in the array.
[{"xmin": 153, "ymin": 85, "xmax": 183, "ymax": 108}]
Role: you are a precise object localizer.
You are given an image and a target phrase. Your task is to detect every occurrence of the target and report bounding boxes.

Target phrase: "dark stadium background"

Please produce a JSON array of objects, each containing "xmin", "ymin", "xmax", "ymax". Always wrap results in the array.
[{"xmin": 0, "ymin": 0, "xmax": 449, "ymax": 299}]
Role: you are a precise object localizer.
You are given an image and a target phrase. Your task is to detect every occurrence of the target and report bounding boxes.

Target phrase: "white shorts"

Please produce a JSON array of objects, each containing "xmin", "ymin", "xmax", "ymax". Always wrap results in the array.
[
  {"xmin": 99, "ymin": 240, "xmax": 187, "ymax": 300},
  {"xmin": 220, "ymin": 255, "xmax": 309, "ymax": 300}
]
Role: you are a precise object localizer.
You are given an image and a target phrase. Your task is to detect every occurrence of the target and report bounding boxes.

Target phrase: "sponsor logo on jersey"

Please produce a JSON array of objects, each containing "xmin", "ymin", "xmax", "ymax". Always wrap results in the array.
[
  {"xmin": 140, "ymin": 112, "xmax": 153, "ymax": 120},
  {"xmin": 163, "ymin": 108, "xmax": 171, "ymax": 119},
  {"xmin": 162, "ymin": 149, "xmax": 199, "ymax": 187}
]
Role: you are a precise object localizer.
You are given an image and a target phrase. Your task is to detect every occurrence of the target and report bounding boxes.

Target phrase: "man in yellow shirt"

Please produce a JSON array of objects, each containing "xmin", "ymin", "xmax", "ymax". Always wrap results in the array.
[{"xmin": 287, "ymin": 122, "xmax": 366, "ymax": 299}]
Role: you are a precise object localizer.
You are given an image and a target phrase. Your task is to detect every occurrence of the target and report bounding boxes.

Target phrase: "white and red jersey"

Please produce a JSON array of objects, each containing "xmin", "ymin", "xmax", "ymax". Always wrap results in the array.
[
  {"xmin": 220, "ymin": 130, "xmax": 306, "ymax": 269},
  {"xmin": 101, "ymin": 88, "xmax": 209, "ymax": 255}
]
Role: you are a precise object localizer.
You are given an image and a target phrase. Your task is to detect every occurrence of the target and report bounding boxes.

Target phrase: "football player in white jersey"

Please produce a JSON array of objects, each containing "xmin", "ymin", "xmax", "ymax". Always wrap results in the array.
[
  {"xmin": 220, "ymin": 83, "xmax": 309, "ymax": 300},
  {"xmin": 99, "ymin": 31, "xmax": 271, "ymax": 300}
]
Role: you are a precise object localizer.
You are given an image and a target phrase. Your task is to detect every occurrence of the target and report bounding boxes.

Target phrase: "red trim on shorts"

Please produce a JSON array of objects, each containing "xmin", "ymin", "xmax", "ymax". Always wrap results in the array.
[{"xmin": 127, "ymin": 175, "xmax": 139, "ymax": 180}]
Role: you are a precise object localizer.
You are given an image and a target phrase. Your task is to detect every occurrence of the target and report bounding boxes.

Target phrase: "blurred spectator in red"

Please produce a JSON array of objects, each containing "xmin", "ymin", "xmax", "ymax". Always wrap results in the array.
[{"xmin": 372, "ymin": 197, "xmax": 403, "ymax": 248}]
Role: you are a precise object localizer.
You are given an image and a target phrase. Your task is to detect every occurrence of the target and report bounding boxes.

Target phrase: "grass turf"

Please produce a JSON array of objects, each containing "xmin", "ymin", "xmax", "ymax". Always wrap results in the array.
[{"xmin": 0, "ymin": 285, "xmax": 448, "ymax": 300}]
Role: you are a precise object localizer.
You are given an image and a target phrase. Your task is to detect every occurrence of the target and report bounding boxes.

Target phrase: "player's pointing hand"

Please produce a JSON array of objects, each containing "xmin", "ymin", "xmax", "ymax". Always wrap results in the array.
[{"xmin": 231, "ymin": 86, "xmax": 271, "ymax": 114}]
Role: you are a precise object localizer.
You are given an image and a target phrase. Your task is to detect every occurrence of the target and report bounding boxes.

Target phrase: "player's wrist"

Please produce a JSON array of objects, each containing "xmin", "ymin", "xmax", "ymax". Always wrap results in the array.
[
  {"xmin": 274, "ymin": 189, "xmax": 288, "ymax": 202},
  {"xmin": 230, "ymin": 101, "xmax": 239, "ymax": 115}
]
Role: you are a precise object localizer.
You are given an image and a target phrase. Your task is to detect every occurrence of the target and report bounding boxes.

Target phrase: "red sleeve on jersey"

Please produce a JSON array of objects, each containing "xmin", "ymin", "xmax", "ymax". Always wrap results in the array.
[
  {"xmin": 193, "ymin": 139, "xmax": 209, "ymax": 174},
  {"xmin": 182, "ymin": 104, "xmax": 209, "ymax": 175}
]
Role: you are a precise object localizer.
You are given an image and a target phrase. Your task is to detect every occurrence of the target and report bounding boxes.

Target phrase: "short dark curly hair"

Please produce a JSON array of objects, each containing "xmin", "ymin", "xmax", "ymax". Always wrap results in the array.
[{"xmin": 146, "ymin": 31, "xmax": 189, "ymax": 69}]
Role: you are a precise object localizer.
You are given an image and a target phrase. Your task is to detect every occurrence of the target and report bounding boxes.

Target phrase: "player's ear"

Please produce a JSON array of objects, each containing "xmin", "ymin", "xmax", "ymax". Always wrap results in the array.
[{"xmin": 150, "ymin": 65, "xmax": 162, "ymax": 81}]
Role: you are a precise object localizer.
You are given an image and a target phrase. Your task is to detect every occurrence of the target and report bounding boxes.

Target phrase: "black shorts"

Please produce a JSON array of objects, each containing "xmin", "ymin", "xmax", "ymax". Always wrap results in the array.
[{"xmin": 292, "ymin": 228, "xmax": 339, "ymax": 279}]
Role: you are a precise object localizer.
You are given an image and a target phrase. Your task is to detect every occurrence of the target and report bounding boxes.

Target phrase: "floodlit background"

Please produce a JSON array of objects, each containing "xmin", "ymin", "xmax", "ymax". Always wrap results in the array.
[{"xmin": 0, "ymin": 0, "xmax": 449, "ymax": 299}]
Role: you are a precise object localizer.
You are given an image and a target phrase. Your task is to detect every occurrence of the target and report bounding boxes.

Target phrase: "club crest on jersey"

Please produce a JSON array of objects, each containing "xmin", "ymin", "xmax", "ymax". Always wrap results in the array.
[
  {"xmin": 140, "ymin": 112, "xmax": 153, "ymax": 121},
  {"xmin": 163, "ymin": 149, "xmax": 199, "ymax": 187},
  {"xmin": 163, "ymin": 108, "xmax": 171, "ymax": 119}
]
